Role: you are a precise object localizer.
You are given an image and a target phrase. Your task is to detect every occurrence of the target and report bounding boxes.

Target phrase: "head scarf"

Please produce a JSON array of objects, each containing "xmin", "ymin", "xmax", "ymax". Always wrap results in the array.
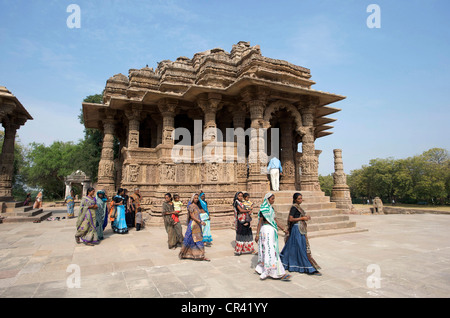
[
  {"xmin": 258, "ymin": 192, "xmax": 279, "ymax": 253},
  {"xmin": 258, "ymin": 192, "xmax": 276, "ymax": 229},
  {"xmin": 199, "ymin": 192, "xmax": 209, "ymax": 216},
  {"xmin": 233, "ymin": 192, "xmax": 243, "ymax": 206},
  {"xmin": 186, "ymin": 193, "xmax": 199, "ymax": 225}
]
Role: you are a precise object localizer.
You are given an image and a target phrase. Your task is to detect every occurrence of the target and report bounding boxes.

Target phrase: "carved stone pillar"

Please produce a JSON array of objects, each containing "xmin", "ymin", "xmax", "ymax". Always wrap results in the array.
[
  {"xmin": 231, "ymin": 104, "xmax": 247, "ymax": 186},
  {"xmin": 0, "ymin": 118, "xmax": 20, "ymax": 200},
  {"xmin": 244, "ymin": 92, "xmax": 269, "ymax": 197},
  {"xmin": 158, "ymin": 99, "xmax": 177, "ymax": 146},
  {"xmin": 297, "ymin": 97, "xmax": 320, "ymax": 191},
  {"xmin": 297, "ymin": 126, "xmax": 320, "ymax": 191},
  {"xmin": 331, "ymin": 149, "xmax": 353, "ymax": 211},
  {"xmin": 279, "ymin": 117, "xmax": 295, "ymax": 190},
  {"xmin": 125, "ymin": 104, "xmax": 142, "ymax": 148},
  {"xmin": 97, "ymin": 118, "xmax": 116, "ymax": 196},
  {"xmin": 198, "ymin": 93, "xmax": 222, "ymax": 142}
]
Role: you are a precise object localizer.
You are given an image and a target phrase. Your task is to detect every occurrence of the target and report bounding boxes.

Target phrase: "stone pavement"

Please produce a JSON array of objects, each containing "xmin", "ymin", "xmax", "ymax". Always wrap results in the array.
[{"xmin": 0, "ymin": 208, "xmax": 449, "ymax": 298}]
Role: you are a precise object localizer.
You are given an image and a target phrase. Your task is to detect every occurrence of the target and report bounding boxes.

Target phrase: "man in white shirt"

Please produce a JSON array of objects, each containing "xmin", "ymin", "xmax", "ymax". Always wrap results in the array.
[{"xmin": 267, "ymin": 157, "xmax": 282, "ymax": 191}]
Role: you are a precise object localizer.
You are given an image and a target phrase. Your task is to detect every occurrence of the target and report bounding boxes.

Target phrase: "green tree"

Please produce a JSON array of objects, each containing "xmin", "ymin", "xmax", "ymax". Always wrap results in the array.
[
  {"xmin": 23, "ymin": 141, "xmax": 80, "ymax": 200},
  {"xmin": 347, "ymin": 148, "xmax": 449, "ymax": 204},
  {"xmin": 319, "ymin": 174, "xmax": 333, "ymax": 196}
]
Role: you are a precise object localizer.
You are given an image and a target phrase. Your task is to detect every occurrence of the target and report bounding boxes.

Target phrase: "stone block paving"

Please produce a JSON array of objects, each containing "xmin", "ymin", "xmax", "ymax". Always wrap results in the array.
[{"xmin": 0, "ymin": 208, "xmax": 449, "ymax": 298}]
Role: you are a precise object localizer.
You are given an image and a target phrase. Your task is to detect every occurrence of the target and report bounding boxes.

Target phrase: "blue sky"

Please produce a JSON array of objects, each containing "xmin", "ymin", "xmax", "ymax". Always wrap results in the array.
[{"xmin": 1, "ymin": 0, "xmax": 449, "ymax": 175}]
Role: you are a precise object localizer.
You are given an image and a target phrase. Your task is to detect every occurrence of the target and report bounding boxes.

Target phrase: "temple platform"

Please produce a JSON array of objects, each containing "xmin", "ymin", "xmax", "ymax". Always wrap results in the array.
[
  {"xmin": 0, "ymin": 201, "xmax": 52, "ymax": 224},
  {"xmin": 271, "ymin": 190, "xmax": 367, "ymax": 238}
]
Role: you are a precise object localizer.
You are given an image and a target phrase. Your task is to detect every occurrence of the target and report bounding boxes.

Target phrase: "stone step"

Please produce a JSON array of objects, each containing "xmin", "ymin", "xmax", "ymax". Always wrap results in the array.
[
  {"xmin": 273, "ymin": 195, "xmax": 331, "ymax": 204},
  {"xmin": 1, "ymin": 210, "xmax": 53, "ymax": 223},
  {"xmin": 271, "ymin": 190, "xmax": 327, "ymax": 197},
  {"xmin": 275, "ymin": 209, "xmax": 348, "ymax": 220},
  {"xmin": 273, "ymin": 201, "xmax": 337, "ymax": 211},
  {"xmin": 4, "ymin": 201, "xmax": 25, "ymax": 212},
  {"xmin": 275, "ymin": 212, "xmax": 349, "ymax": 224},
  {"xmin": 308, "ymin": 227, "xmax": 369, "ymax": 239},
  {"xmin": 3, "ymin": 208, "xmax": 44, "ymax": 217}
]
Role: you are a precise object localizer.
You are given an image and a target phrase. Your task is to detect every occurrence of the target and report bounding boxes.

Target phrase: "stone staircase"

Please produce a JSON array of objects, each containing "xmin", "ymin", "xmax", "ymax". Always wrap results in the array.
[
  {"xmin": 0, "ymin": 201, "xmax": 52, "ymax": 223},
  {"xmin": 271, "ymin": 190, "xmax": 367, "ymax": 238}
]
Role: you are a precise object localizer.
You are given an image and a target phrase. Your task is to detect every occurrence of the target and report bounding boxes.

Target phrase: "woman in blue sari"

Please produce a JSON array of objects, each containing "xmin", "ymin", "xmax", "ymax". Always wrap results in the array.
[
  {"xmin": 179, "ymin": 193, "xmax": 210, "ymax": 261},
  {"xmin": 199, "ymin": 192, "xmax": 212, "ymax": 246},
  {"xmin": 111, "ymin": 188, "xmax": 128, "ymax": 234},
  {"xmin": 65, "ymin": 189, "xmax": 75, "ymax": 219},
  {"xmin": 280, "ymin": 193, "xmax": 321, "ymax": 275}
]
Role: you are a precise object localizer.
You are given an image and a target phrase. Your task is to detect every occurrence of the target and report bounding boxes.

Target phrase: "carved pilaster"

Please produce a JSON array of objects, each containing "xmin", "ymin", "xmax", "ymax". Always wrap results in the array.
[
  {"xmin": 198, "ymin": 93, "xmax": 222, "ymax": 142},
  {"xmin": 279, "ymin": 117, "xmax": 295, "ymax": 190},
  {"xmin": 158, "ymin": 99, "xmax": 177, "ymax": 146},
  {"xmin": 244, "ymin": 91, "xmax": 269, "ymax": 198},
  {"xmin": 97, "ymin": 117, "xmax": 116, "ymax": 196},
  {"xmin": 125, "ymin": 104, "xmax": 142, "ymax": 148},
  {"xmin": 297, "ymin": 126, "xmax": 320, "ymax": 191},
  {"xmin": 0, "ymin": 117, "xmax": 22, "ymax": 198}
]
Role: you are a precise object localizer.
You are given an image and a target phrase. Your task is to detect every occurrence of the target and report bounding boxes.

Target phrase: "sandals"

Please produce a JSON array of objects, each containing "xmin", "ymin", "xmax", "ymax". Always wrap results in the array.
[
  {"xmin": 75, "ymin": 236, "xmax": 81, "ymax": 244},
  {"xmin": 280, "ymin": 274, "xmax": 292, "ymax": 281}
]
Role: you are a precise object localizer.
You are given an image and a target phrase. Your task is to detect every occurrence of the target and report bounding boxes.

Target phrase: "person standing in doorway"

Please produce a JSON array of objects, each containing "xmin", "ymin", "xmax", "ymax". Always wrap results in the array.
[{"xmin": 267, "ymin": 157, "xmax": 282, "ymax": 191}]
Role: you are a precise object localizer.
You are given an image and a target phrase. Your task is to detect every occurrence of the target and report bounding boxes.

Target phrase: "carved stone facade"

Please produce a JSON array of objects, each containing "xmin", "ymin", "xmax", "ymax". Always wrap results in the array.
[
  {"xmin": 0, "ymin": 87, "xmax": 32, "ymax": 203},
  {"xmin": 82, "ymin": 42, "xmax": 346, "ymax": 226}
]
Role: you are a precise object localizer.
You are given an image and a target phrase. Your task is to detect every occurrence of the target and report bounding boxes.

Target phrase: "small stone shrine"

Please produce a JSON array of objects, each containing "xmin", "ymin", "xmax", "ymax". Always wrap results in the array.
[{"xmin": 0, "ymin": 86, "xmax": 51, "ymax": 222}]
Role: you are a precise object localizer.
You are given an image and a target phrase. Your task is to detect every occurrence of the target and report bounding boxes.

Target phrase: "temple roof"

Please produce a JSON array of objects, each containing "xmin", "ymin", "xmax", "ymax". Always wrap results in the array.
[
  {"xmin": 83, "ymin": 42, "xmax": 345, "ymax": 138},
  {"xmin": 0, "ymin": 86, "xmax": 33, "ymax": 125}
]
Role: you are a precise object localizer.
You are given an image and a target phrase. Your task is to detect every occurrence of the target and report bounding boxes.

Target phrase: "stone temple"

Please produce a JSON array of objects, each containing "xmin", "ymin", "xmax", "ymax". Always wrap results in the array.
[{"xmin": 83, "ymin": 41, "xmax": 356, "ymax": 230}]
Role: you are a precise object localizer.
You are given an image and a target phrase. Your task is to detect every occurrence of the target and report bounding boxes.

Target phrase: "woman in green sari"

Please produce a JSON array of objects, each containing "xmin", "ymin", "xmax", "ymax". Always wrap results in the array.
[
  {"xmin": 255, "ymin": 192, "xmax": 291, "ymax": 281},
  {"xmin": 95, "ymin": 190, "xmax": 108, "ymax": 240},
  {"xmin": 75, "ymin": 187, "xmax": 99, "ymax": 246}
]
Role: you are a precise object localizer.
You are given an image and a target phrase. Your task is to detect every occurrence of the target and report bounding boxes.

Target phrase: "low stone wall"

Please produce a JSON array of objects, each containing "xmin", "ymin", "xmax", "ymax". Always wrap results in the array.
[{"xmin": 384, "ymin": 206, "xmax": 450, "ymax": 215}]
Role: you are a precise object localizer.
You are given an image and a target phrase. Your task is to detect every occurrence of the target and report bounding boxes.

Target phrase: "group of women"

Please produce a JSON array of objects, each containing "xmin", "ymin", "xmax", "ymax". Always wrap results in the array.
[
  {"xmin": 162, "ymin": 192, "xmax": 213, "ymax": 262},
  {"xmin": 73, "ymin": 186, "xmax": 322, "ymax": 281},
  {"xmin": 233, "ymin": 191, "xmax": 322, "ymax": 281},
  {"xmin": 73, "ymin": 187, "xmax": 141, "ymax": 246}
]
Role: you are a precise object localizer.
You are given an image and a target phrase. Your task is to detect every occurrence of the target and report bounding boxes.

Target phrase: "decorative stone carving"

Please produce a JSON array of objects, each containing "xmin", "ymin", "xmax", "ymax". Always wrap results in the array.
[{"xmin": 80, "ymin": 43, "xmax": 346, "ymax": 227}]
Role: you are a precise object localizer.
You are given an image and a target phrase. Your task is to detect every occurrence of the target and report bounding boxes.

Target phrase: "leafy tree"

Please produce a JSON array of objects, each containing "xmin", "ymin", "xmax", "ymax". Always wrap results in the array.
[
  {"xmin": 23, "ymin": 141, "xmax": 80, "ymax": 200},
  {"xmin": 319, "ymin": 174, "xmax": 333, "ymax": 196},
  {"xmin": 347, "ymin": 148, "xmax": 449, "ymax": 204}
]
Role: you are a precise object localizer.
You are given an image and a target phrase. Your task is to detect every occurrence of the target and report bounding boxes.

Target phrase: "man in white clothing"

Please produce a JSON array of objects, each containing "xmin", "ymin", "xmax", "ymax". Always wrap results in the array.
[{"xmin": 267, "ymin": 157, "xmax": 282, "ymax": 191}]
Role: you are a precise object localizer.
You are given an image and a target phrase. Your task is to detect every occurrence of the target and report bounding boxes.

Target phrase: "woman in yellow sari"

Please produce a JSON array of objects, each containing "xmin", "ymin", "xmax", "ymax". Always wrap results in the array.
[{"xmin": 75, "ymin": 187, "xmax": 99, "ymax": 246}]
